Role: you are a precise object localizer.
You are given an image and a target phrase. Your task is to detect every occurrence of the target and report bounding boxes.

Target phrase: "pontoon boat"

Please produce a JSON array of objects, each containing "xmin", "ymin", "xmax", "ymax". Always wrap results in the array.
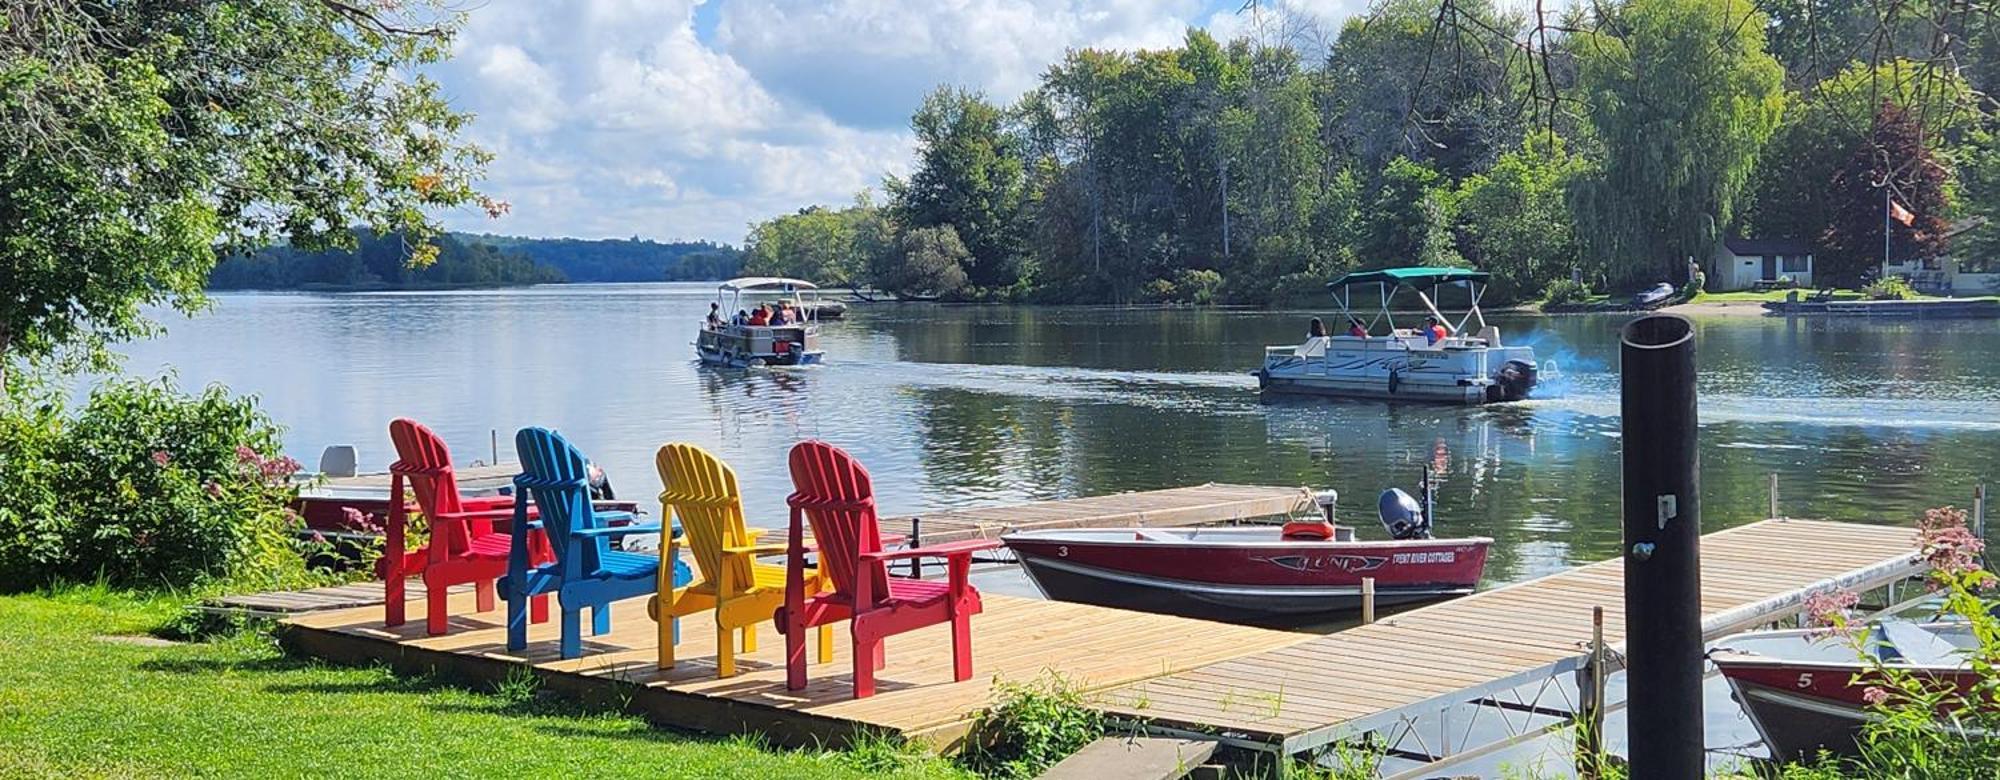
[
  {"xmin": 1255, "ymin": 268, "xmax": 1548, "ymax": 404},
  {"xmin": 696, "ymin": 277, "xmax": 826, "ymax": 368}
]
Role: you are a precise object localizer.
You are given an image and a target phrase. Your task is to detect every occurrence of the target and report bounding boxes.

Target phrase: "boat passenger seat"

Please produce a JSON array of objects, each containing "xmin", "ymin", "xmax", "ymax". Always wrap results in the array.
[{"xmin": 1477, "ymin": 325, "xmax": 1500, "ymax": 347}]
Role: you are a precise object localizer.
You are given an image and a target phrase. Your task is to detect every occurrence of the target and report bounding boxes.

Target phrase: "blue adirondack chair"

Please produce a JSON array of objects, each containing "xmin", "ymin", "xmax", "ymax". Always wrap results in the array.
[{"xmin": 502, "ymin": 427, "xmax": 692, "ymax": 659}]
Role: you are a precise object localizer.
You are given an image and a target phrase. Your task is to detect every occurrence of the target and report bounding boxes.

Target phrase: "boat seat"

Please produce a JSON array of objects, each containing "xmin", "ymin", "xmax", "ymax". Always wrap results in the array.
[
  {"xmin": 1879, "ymin": 621, "xmax": 1966, "ymax": 667},
  {"xmin": 1477, "ymin": 325, "xmax": 1501, "ymax": 347}
]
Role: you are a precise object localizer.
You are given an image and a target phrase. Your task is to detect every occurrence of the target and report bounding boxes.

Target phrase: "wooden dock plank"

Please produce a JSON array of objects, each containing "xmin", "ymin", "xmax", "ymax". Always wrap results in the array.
[{"xmin": 1100, "ymin": 518, "xmax": 1924, "ymax": 752}]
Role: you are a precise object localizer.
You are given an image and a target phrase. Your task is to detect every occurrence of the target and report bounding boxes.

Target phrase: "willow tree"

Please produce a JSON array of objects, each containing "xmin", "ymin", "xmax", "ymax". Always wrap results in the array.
[
  {"xmin": 0, "ymin": 0, "xmax": 494, "ymax": 389},
  {"xmin": 1569, "ymin": 0, "xmax": 1786, "ymax": 287}
]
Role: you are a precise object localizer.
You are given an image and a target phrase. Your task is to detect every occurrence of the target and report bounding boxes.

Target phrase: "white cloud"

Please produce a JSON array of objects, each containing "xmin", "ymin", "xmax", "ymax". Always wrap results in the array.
[{"xmin": 432, "ymin": 0, "xmax": 1302, "ymax": 245}]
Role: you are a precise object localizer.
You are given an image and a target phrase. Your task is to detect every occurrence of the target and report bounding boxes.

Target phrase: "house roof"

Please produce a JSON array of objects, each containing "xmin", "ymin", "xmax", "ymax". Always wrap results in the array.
[
  {"xmin": 1326, "ymin": 267, "xmax": 1489, "ymax": 289},
  {"xmin": 1722, "ymin": 237, "xmax": 1812, "ymax": 256}
]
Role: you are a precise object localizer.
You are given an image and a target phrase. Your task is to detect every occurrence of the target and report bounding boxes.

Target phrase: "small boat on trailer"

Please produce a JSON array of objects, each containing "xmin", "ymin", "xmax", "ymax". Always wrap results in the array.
[
  {"xmin": 1003, "ymin": 477, "xmax": 1491, "ymax": 624},
  {"xmin": 1256, "ymin": 267, "xmax": 1551, "ymax": 404},
  {"xmin": 696, "ymin": 277, "xmax": 826, "ymax": 368},
  {"xmin": 1711, "ymin": 620, "xmax": 1978, "ymax": 762}
]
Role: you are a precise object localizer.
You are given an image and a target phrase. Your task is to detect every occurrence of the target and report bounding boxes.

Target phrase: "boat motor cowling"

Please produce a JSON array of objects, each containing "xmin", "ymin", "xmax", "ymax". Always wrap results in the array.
[{"xmin": 1378, "ymin": 488, "xmax": 1433, "ymax": 540}]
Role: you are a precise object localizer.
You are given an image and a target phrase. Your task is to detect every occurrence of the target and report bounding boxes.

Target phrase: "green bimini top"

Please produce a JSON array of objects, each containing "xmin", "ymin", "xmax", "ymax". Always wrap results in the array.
[{"xmin": 1326, "ymin": 267, "xmax": 1490, "ymax": 289}]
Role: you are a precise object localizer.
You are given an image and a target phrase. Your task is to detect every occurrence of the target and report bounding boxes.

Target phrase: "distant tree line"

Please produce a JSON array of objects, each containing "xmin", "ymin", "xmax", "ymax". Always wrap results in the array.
[
  {"xmin": 743, "ymin": 0, "xmax": 2000, "ymax": 304},
  {"xmin": 209, "ymin": 230, "xmax": 743, "ymax": 289}
]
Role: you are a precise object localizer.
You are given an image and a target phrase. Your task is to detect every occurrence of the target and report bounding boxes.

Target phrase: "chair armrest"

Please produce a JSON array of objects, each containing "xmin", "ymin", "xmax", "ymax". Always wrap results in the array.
[
  {"xmin": 595, "ymin": 510, "xmax": 635, "ymax": 523},
  {"xmin": 572, "ymin": 523, "xmax": 663, "ymax": 539},
  {"xmin": 722, "ymin": 543, "xmax": 789, "ymax": 557},
  {"xmin": 861, "ymin": 539, "xmax": 1001, "ymax": 563},
  {"xmin": 432, "ymin": 507, "xmax": 520, "ymax": 521}
]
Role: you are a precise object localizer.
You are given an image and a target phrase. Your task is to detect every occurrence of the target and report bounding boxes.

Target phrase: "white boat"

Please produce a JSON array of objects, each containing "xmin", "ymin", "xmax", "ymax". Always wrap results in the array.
[
  {"xmin": 1255, "ymin": 267, "xmax": 1549, "ymax": 404},
  {"xmin": 695, "ymin": 277, "xmax": 826, "ymax": 368}
]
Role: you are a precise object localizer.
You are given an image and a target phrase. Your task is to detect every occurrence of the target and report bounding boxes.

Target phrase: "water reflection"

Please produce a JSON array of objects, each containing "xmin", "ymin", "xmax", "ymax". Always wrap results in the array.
[{"xmin": 112, "ymin": 284, "xmax": 2000, "ymax": 588}]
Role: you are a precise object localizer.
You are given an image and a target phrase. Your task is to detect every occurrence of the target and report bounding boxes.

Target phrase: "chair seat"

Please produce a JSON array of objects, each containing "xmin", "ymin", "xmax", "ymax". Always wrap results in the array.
[
  {"xmin": 809, "ymin": 576, "xmax": 951, "ymax": 609},
  {"xmin": 597, "ymin": 550, "xmax": 661, "ymax": 579},
  {"xmin": 462, "ymin": 532, "xmax": 516, "ymax": 560}
]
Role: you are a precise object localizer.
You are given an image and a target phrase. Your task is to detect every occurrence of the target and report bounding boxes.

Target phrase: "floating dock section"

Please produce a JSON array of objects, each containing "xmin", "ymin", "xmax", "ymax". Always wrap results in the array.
[{"xmin": 1097, "ymin": 518, "xmax": 1926, "ymax": 764}]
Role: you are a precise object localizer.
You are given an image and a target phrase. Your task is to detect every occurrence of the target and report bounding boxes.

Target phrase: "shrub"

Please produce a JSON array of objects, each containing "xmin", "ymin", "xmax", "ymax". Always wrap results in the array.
[
  {"xmin": 1863, "ymin": 276, "xmax": 1918, "ymax": 300},
  {"xmin": 0, "ymin": 377, "xmax": 312, "ymax": 592},
  {"xmin": 1171, "ymin": 269, "xmax": 1223, "ymax": 305},
  {"xmin": 1539, "ymin": 278, "xmax": 1594, "ymax": 306},
  {"xmin": 958, "ymin": 672, "xmax": 1108, "ymax": 778}
]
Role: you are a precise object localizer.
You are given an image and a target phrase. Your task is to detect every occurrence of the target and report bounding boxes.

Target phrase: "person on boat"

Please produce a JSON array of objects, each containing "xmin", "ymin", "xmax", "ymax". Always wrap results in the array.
[
  {"xmin": 748, "ymin": 305, "xmax": 769, "ymax": 327},
  {"xmin": 731, "ymin": 309, "xmax": 749, "ymax": 326},
  {"xmin": 1307, "ymin": 317, "xmax": 1327, "ymax": 339},
  {"xmin": 706, "ymin": 302, "xmax": 724, "ymax": 329},
  {"xmin": 1347, "ymin": 319, "xmax": 1367, "ymax": 338},
  {"xmin": 1424, "ymin": 316, "xmax": 1448, "ymax": 345},
  {"xmin": 770, "ymin": 302, "xmax": 790, "ymax": 326}
]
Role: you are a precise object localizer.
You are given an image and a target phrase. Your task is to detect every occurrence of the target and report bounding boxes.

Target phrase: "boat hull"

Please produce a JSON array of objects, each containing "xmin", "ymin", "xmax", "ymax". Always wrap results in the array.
[
  {"xmin": 1003, "ymin": 529, "xmax": 1489, "ymax": 623},
  {"xmin": 1256, "ymin": 337, "xmax": 1538, "ymax": 405}
]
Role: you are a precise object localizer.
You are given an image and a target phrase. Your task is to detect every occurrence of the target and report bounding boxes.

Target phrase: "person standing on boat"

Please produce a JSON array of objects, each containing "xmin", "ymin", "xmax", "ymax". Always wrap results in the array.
[
  {"xmin": 706, "ymin": 302, "xmax": 724, "ymax": 329},
  {"xmin": 1424, "ymin": 316, "xmax": 1448, "ymax": 345},
  {"xmin": 1308, "ymin": 317, "xmax": 1327, "ymax": 339}
]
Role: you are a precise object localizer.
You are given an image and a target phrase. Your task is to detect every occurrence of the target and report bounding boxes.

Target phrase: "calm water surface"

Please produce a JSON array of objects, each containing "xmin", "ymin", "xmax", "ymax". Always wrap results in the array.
[{"xmin": 117, "ymin": 283, "xmax": 2000, "ymax": 588}]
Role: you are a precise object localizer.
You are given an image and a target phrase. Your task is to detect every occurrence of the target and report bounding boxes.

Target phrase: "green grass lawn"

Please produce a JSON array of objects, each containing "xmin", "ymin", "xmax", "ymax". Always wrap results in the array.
[{"xmin": 0, "ymin": 588, "xmax": 970, "ymax": 779}]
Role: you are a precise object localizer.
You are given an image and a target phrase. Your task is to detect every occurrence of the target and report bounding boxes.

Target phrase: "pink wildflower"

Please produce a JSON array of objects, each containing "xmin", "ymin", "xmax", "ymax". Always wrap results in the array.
[
  {"xmin": 235, "ymin": 445, "xmax": 260, "ymax": 464},
  {"xmin": 310, "ymin": 531, "xmax": 327, "ymax": 545},
  {"xmin": 1916, "ymin": 506, "xmax": 1984, "ymax": 576},
  {"xmin": 1863, "ymin": 686, "xmax": 1890, "ymax": 705},
  {"xmin": 203, "ymin": 481, "xmax": 222, "ymax": 498},
  {"xmin": 260, "ymin": 455, "xmax": 303, "ymax": 481},
  {"xmin": 150, "ymin": 450, "xmax": 171, "ymax": 467},
  {"xmin": 342, "ymin": 507, "xmax": 367, "ymax": 526},
  {"xmin": 1803, "ymin": 589, "xmax": 1859, "ymax": 638}
]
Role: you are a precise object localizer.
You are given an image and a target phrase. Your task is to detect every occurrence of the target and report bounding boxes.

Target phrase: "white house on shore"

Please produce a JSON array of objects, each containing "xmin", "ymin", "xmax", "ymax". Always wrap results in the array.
[
  {"xmin": 1881, "ymin": 222, "xmax": 2000, "ymax": 295},
  {"xmin": 1708, "ymin": 238, "xmax": 1815, "ymax": 292}
]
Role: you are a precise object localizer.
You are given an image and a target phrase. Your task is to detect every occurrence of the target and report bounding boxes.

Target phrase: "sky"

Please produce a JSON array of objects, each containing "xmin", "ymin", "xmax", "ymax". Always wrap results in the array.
[{"xmin": 429, "ymin": 0, "xmax": 1373, "ymax": 246}]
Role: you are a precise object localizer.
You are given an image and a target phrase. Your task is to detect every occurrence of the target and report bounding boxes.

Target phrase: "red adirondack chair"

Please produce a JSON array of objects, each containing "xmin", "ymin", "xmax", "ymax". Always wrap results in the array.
[
  {"xmin": 778, "ymin": 440, "xmax": 1000, "ymax": 698},
  {"xmin": 383, "ymin": 418, "xmax": 551, "ymax": 635}
]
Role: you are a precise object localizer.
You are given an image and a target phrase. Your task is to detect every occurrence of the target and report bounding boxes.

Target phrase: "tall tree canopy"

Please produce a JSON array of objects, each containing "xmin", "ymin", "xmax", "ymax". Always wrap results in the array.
[
  {"xmin": 1819, "ymin": 102, "xmax": 1952, "ymax": 285},
  {"xmin": 1569, "ymin": 0, "xmax": 1786, "ymax": 286},
  {"xmin": 887, "ymin": 87, "xmax": 1028, "ymax": 294},
  {"xmin": 1, "ymin": 0, "xmax": 491, "ymax": 387}
]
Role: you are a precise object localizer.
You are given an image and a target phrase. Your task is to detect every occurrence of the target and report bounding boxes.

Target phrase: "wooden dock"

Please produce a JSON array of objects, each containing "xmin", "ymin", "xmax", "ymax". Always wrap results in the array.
[
  {"xmin": 878, "ymin": 483, "xmax": 1313, "ymax": 544},
  {"xmin": 280, "ymin": 592, "xmax": 1307, "ymax": 748},
  {"xmin": 268, "ymin": 516, "xmax": 1924, "ymax": 763},
  {"xmin": 1097, "ymin": 518, "xmax": 1926, "ymax": 756}
]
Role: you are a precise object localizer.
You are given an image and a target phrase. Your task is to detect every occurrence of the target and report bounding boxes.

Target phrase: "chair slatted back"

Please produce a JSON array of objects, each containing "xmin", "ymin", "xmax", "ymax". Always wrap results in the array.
[
  {"xmin": 655, "ymin": 443, "xmax": 751, "ymax": 591},
  {"xmin": 786, "ymin": 441, "xmax": 887, "ymax": 606},
  {"xmin": 514, "ymin": 427, "xmax": 602, "ymax": 574},
  {"xmin": 388, "ymin": 418, "xmax": 476, "ymax": 554}
]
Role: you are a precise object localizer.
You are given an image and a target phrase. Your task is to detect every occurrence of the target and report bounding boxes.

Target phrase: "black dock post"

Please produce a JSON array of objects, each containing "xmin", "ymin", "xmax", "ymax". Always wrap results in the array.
[{"xmin": 1620, "ymin": 314, "xmax": 1704, "ymax": 778}]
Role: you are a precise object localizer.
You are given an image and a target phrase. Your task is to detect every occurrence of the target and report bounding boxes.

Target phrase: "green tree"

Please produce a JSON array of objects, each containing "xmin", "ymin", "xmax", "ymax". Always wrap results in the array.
[
  {"xmin": 1569, "ymin": 0, "xmax": 1786, "ymax": 287},
  {"xmin": 1455, "ymin": 136, "xmax": 1586, "ymax": 299},
  {"xmin": 888, "ymin": 87, "xmax": 1028, "ymax": 293},
  {"xmin": 872, "ymin": 225, "xmax": 971, "ymax": 299},
  {"xmin": 740, "ymin": 197, "xmax": 882, "ymax": 285},
  {"xmin": 1323, "ymin": 0, "xmax": 1525, "ymax": 179},
  {"xmin": 0, "ymin": 0, "xmax": 493, "ymax": 389},
  {"xmin": 1360, "ymin": 157, "xmax": 1460, "ymax": 268}
]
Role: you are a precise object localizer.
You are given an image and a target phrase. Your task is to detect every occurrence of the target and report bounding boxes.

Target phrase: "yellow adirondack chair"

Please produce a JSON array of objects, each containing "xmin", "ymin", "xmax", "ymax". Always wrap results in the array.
[{"xmin": 648, "ymin": 443, "xmax": 831, "ymax": 676}]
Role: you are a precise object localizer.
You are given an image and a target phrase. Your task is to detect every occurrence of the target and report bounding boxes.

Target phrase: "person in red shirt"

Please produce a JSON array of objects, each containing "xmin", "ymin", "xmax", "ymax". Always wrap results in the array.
[
  {"xmin": 1424, "ymin": 316, "xmax": 1448, "ymax": 345},
  {"xmin": 1347, "ymin": 319, "xmax": 1368, "ymax": 338},
  {"xmin": 748, "ymin": 305, "xmax": 769, "ymax": 326}
]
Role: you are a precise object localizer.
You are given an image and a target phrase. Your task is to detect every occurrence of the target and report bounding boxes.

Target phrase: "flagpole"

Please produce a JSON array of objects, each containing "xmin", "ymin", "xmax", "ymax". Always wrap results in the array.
[{"xmin": 1883, "ymin": 186, "xmax": 1891, "ymax": 271}]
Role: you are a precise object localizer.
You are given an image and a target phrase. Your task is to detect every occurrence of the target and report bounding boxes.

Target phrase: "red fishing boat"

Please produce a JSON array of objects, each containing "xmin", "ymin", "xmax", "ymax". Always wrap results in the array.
[
  {"xmin": 1002, "ymin": 481, "xmax": 1490, "ymax": 623},
  {"xmin": 1711, "ymin": 620, "xmax": 1977, "ymax": 762}
]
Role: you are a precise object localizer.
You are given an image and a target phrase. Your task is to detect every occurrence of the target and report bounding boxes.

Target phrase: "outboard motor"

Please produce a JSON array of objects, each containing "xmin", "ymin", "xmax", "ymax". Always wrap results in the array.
[
  {"xmin": 1488, "ymin": 358, "xmax": 1539, "ymax": 402},
  {"xmin": 1377, "ymin": 489, "xmax": 1432, "ymax": 539}
]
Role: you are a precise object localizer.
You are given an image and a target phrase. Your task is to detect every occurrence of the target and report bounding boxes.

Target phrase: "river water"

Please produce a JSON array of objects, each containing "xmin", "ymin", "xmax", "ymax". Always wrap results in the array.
[{"xmin": 118, "ymin": 282, "xmax": 2000, "ymax": 588}]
